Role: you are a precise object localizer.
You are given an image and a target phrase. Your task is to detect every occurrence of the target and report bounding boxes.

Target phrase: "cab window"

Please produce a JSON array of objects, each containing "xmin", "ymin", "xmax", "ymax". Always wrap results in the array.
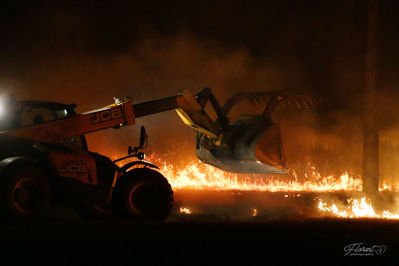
[
  {"xmin": 62, "ymin": 136, "xmax": 87, "ymax": 151},
  {"xmin": 20, "ymin": 105, "xmax": 68, "ymax": 127}
]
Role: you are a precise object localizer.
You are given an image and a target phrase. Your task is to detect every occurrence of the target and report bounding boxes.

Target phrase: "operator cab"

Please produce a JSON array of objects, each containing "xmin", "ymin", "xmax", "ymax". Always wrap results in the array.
[
  {"xmin": 0, "ymin": 99, "xmax": 76, "ymax": 130},
  {"xmin": 0, "ymin": 98, "xmax": 87, "ymax": 150}
]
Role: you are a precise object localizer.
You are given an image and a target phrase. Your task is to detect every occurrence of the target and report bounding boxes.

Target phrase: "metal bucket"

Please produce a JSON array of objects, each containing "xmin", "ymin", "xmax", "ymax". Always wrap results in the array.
[{"xmin": 195, "ymin": 116, "xmax": 286, "ymax": 174}]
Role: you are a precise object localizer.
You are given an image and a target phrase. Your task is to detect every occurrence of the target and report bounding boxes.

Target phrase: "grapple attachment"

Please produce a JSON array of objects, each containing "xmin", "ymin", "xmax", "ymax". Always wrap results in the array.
[
  {"xmin": 193, "ymin": 89, "xmax": 313, "ymax": 174},
  {"xmin": 134, "ymin": 88, "xmax": 313, "ymax": 174}
]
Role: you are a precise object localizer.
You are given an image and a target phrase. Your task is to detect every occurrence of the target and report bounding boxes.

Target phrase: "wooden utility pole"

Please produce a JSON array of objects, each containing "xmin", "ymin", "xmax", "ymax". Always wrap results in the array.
[{"xmin": 363, "ymin": 0, "xmax": 379, "ymax": 195}]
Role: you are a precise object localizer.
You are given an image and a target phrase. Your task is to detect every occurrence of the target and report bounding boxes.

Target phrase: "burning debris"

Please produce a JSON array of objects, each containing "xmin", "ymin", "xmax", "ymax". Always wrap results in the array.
[
  {"xmin": 317, "ymin": 197, "xmax": 399, "ymax": 219},
  {"xmin": 179, "ymin": 207, "xmax": 192, "ymax": 214}
]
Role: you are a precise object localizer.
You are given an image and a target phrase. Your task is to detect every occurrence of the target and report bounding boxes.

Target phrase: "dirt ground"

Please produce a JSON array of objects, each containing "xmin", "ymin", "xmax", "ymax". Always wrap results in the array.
[{"xmin": 0, "ymin": 210, "xmax": 397, "ymax": 265}]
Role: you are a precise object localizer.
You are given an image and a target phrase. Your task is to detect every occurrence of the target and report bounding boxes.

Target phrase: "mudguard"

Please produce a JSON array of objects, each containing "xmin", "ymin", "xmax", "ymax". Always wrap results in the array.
[
  {"xmin": 119, "ymin": 160, "xmax": 159, "ymax": 173},
  {"xmin": 0, "ymin": 156, "xmax": 40, "ymax": 173}
]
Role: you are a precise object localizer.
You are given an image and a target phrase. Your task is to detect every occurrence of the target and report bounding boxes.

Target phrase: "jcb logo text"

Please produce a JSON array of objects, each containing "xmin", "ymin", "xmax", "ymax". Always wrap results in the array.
[
  {"xmin": 61, "ymin": 163, "xmax": 87, "ymax": 173},
  {"xmin": 91, "ymin": 108, "xmax": 122, "ymax": 124}
]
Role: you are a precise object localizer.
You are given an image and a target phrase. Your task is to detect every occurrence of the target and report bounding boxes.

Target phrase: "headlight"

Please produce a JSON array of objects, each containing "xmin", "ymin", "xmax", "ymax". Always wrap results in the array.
[{"xmin": 0, "ymin": 101, "xmax": 4, "ymax": 118}]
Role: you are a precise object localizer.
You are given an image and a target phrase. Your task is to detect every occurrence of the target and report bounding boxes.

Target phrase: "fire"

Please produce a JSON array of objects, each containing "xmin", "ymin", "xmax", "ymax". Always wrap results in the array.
[
  {"xmin": 111, "ymin": 153, "xmax": 399, "ymax": 193},
  {"xmin": 317, "ymin": 197, "xmax": 399, "ymax": 219},
  {"xmin": 111, "ymin": 152, "xmax": 399, "ymax": 219},
  {"xmin": 179, "ymin": 207, "xmax": 192, "ymax": 214},
  {"xmin": 156, "ymin": 157, "xmax": 399, "ymax": 219},
  {"xmin": 157, "ymin": 160, "xmax": 362, "ymax": 192}
]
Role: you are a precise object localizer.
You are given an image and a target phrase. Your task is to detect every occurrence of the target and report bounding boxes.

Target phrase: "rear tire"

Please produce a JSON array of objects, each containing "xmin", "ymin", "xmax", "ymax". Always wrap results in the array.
[
  {"xmin": 112, "ymin": 168, "xmax": 173, "ymax": 221},
  {"xmin": 0, "ymin": 165, "xmax": 51, "ymax": 221}
]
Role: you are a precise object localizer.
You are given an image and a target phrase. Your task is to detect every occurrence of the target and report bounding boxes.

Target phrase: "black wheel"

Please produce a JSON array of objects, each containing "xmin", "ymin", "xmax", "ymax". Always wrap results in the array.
[
  {"xmin": 0, "ymin": 165, "xmax": 51, "ymax": 221},
  {"xmin": 112, "ymin": 168, "xmax": 173, "ymax": 221},
  {"xmin": 76, "ymin": 204, "xmax": 113, "ymax": 220}
]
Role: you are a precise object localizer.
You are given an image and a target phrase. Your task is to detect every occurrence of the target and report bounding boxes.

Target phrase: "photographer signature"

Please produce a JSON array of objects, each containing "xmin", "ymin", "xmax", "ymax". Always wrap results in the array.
[{"xmin": 344, "ymin": 243, "xmax": 387, "ymax": 256}]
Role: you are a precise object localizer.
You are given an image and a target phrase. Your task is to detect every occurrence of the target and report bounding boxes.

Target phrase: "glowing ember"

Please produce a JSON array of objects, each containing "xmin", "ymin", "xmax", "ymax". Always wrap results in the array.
[
  {"xmin": 317, "ymin": 197, "xmax": 399, "ymax": 219},
  {"xmin": 251, "ymin": 208, "xmax": 257, "ymax": 217},
  {"xmin": 179, "ymin": 207, "xmax": 191, "ymax": 214}
]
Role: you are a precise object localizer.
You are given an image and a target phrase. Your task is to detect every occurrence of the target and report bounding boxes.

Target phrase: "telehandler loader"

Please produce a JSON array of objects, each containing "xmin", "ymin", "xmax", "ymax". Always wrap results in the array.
[{"xmin": 0, "ymin": 88, "xmax": 310, "ymax": 221}]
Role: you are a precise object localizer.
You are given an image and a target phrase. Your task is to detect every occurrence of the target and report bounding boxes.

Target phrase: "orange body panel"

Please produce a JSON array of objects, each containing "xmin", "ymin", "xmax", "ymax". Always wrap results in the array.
[
  {"xmin": 2, "ymin": 100, "xmax": 135, "ymax": 144},
  {"xmin": 49, "ymin": 150, "xmax": 98, "ymax": 185}
]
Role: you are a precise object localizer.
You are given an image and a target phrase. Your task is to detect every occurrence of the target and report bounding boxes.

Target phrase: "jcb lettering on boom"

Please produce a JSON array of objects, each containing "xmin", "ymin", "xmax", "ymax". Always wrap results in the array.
[{"xmin": 91, "ymin": 108, "xmax": 122, "ymax": 124}]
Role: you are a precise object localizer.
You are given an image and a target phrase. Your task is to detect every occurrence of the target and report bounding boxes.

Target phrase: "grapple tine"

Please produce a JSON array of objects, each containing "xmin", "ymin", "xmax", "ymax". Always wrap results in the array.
[
  {"xmin": 306, "ymin": 97, "xmax": 316, "ymax": 109},
  {"xmin": 287, "ymin": 99, "xmax": 295, "ymax": 109},
  {"xmin": 293, "ymin": 98, "xmax": 302, "ymax": 109},
  {"xmin": 261, "ymin": 96, "xmax": 269, "ymax": 105},
  {"xmin": 301, "ymin": 98, "xmax": 310, "ymax": 110}
]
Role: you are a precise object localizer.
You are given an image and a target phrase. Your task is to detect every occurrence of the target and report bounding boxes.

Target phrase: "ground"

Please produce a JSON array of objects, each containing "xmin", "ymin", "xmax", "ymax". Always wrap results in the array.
[{"xmin": 0, "ymin": 208, "xmax": 397, "ymax": 265}]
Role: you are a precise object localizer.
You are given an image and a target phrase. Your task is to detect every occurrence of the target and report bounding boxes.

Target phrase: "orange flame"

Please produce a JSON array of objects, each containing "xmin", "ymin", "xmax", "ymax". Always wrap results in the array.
[
  {"xmin": 158, "ymin": 160, "xmax": 362, "ymax": 192},
  {"xmin": 110, "ymin": 152, "xmax": 399, "ymax": 193},
  {"xmin": 111, "ymin": 152, "xmax": 399, "ymax": 219},
  {"xmin": 179, "ymin": 207, "xmax": 192, "ymax": 214},
  {"xmin": 317, "ymin": 197, "xmax": 399, "ymax": 219}
]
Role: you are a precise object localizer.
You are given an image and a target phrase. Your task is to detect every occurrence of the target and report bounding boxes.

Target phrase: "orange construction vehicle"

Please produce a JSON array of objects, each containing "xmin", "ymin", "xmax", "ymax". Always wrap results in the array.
[
  {"xmin": 0, "ymin": 88, "xmax": 311, "ymax": 221},
  {"xmin": 0, "ymin": 96, "xmax": 173, "ymax": 221}
]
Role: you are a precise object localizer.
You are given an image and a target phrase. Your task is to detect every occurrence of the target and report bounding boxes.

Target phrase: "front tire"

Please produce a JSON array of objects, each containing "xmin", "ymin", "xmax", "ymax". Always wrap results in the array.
[
  {"xmin": 112, "ymin": 168, "xmax": 173, "ymax": 221},
  {"xmin": 0, "ymin": 165, "xmax": 51, "ymax": 221}
]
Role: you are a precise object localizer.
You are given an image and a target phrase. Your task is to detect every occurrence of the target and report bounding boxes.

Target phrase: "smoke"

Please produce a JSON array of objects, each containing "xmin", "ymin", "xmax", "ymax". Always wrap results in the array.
[
  {"xmin": 0, "ymin": 30, "xmax": 394, "ymax": 181},
  {"xmin": 1, "ymin": 1, "xmax": 399, "ymax": 186},
  {"xmin": 1, "ymin": 31, "xmax": 291, "ymax": 162}
]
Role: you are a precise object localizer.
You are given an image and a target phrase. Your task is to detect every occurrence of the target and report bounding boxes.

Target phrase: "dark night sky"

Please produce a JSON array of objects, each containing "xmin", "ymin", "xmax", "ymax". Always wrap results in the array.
[
  {"xmin": 1, "ymin": 1, "xmax": 398, "ymax": 107},
  {"xmin": 1, "ymin": 0, "xmax": 399, "ymax": 173}
]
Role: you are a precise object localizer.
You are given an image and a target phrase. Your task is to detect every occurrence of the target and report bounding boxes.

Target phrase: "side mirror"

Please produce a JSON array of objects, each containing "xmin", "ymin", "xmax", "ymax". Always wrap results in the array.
[
  {"xmin": 128, "ymin": 126, "xmax": 148, "ymax": 156},
  {"xmin": 139, "ymin": 126, "xmax": 148, "ymax": 148}
]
